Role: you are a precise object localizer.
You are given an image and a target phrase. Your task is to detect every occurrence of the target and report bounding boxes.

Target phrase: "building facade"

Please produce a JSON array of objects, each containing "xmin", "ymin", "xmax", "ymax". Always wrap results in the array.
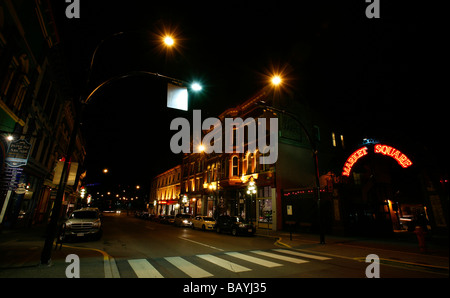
[
  {"xmin": 149, "ymin": 89, "xmax": 340, "ymax": 232},
  {"xmin": 151, "ymin": 165, "xmax": 182, "ymax": 216},
  {"xmin": 0, "ymin": 0, "xmax": 85, "ymax": 228}
]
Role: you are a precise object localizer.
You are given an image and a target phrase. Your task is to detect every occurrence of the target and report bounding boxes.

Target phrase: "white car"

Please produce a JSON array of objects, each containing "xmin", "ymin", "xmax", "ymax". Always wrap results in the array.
[{"xmin": 192, "ymin": 216, "xmax": 216, "ymax": 231}]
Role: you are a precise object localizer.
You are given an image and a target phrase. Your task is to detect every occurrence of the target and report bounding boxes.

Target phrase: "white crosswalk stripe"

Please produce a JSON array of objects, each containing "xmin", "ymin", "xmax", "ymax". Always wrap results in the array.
[
  {"xmin": 125, "ymin": 249, "xmax": 331, "ymax": 278},
  {"xmin": 225, "ymin": 251, "xmax": 283, "ymax": 268},
  {"xmin": 251, "ymin": 250, "xmax": 309, "ymax": 264},
  {"xmin": 272, "ymin": 249, "xmax": 332, "ymax": 261},
  {"xmin": 197, "ymin": 254, "xmax": 251, "ymax": 273},
  {"xmin": 165, "ymin": 256, "xmax": 213, "ymax": 278},
  {"xmin": 128, "ymin": 259, "xmax": 163, "ymax": 278}
]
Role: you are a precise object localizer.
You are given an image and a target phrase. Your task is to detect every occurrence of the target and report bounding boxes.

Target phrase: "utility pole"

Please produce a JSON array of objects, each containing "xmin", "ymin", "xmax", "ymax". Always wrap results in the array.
[{"xmin": 256, "ymin": 101, "xmax": 325, "ymax": 244}]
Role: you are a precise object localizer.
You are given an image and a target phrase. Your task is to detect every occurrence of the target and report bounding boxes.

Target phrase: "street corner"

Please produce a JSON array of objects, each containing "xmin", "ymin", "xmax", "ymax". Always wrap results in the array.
[{"xmin": 0, "ymin": 242, "xmax": 107, "ymax": 278}]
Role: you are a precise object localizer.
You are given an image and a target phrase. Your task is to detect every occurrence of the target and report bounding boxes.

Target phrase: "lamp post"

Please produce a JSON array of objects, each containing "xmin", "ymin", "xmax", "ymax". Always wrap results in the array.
[
  {"xmin": 256, "ymin": 98, "xmax": 325, "ymax": 244},
  {"xmin": 40, "ymin": 32, "xmax": 202, "ymax": 265},
  {"xmin": 246, "ymin": 177, "xmax": 257, "ymax": 224}
]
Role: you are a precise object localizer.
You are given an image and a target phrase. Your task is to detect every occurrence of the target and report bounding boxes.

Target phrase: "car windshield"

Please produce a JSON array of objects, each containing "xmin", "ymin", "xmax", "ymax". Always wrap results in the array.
[
  {"xmin": 232, "ymin": 217, "xmax": 247, "ymax": 223},
  {"xmin": 203, "ymin": 217, "xmax": 215, "ymax": 221},
  {"xmin": 70, "ymin": 211, "xmax": 98, "ymax": 219}
]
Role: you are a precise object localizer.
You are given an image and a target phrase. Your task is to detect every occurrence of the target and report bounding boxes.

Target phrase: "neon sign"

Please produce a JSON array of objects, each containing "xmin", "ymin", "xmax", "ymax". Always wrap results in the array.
[
  {"xmin": 374, "ymin": 144, "xmax": 412, "ymax": 168},
  {"xmin": 342, "ymin": 144, "xmax": 412, "ymax": 176},
  {"xmin": 342, "ymin": 147, "xmax": 368, "ymax": 177}
]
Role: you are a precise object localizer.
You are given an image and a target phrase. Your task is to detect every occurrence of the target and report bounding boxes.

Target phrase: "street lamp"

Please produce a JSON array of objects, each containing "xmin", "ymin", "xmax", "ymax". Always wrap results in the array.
[
  {"xmin": 40, "ymin": 31, "xmax": 202, "ymax": 265},
  {"xmin": 191, "ymin": 82, "xmax": 202, "ymax": 91},
  {"xmin": 271, "ymin": 75, "xmax": 282, "ymax": 86},
  {"xmin": 163, "ymin": 36, "xmax": 174, "ymax": 46},
  {"xmin": 256, "ymin": 100, "xmax": 325, "ymax": 244},
  {"xmin": 246, "ymin": 177, "xmax": 257, "ymax": 224}
]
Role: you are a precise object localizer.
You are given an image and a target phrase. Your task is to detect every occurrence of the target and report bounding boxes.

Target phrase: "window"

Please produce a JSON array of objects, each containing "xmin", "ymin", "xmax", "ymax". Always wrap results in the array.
[
  {"xmin": 332, "ymin": 132, "xmax": 336, "ymax": 147},
  {"xmin": 232, "ymin": 156, "xmax": 239, "ymax": 176},
  {"xmin": 247, "ymin": 153, "xmax": 254, "ymax": 174}
]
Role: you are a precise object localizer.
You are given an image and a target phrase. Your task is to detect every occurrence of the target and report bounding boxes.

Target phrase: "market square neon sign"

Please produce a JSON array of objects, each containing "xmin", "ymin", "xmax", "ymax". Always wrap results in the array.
[{"xmin": 342, "ymin": 144, "xmax": 412, "ymax": 176}]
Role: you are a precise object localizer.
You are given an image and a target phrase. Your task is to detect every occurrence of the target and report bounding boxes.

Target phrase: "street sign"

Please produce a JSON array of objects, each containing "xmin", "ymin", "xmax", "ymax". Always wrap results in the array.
[
  {"xmin": 167, "ymin": 83, "xmax": 188, "ymax": 111},
  {"xmin": 5, "ymin": 139, "xmax": 31, "ymax": 167}
]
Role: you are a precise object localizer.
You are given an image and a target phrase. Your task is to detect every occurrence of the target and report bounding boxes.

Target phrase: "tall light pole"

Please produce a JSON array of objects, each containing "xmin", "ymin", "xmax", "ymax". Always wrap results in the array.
[
  {"xmin": 40, "ymin": 31, "xmax": 201, "ymax": 265},
  {"xmin": 256, "ymin": 77, "xmax": 325, "ymax": 244}
]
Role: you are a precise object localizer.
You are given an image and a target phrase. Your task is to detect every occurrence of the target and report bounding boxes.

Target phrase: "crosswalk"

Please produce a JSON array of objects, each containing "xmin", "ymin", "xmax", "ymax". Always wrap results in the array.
[{"xmin": 121, "ymin": 249, "xmax": 331, "ymax": 278}]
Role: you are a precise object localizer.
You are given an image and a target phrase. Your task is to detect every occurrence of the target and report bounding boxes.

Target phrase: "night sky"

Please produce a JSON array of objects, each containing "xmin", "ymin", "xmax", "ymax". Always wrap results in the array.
[{"xmin": 50, "ymin": 1, "xmax": 444, "ymax": 189}]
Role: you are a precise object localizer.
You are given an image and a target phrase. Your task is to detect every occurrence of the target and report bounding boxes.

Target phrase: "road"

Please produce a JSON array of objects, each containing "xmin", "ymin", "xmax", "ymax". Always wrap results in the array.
[{"xmin": 68, "ymin": 212, "xmax": 447, "ymax": 279}]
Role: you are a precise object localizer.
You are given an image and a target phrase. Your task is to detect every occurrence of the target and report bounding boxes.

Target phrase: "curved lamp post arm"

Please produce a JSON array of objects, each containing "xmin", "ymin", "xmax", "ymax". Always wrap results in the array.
[{"xmin": 83, "ymin": 70, "xmax": 188, "ymax": 104}]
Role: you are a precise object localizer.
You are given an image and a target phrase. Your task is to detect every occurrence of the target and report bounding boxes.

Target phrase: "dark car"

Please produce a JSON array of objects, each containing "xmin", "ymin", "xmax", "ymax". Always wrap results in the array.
[{"xmin": 215, "ymin": 215, "xmax": 255, "ymax": 236}]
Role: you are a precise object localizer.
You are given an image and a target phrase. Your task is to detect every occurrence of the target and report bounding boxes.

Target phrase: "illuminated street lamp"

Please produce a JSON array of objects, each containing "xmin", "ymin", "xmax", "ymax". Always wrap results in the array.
[
  {"xmin": 40, "ymin": 31, "xmax": 204, "ymax": 265},
  {"xmin": 271, "ymin": 75, "xmax": 282, "ymax": 86},
  {"xmin": 246, "ymin": 177, "xmax": 257, "ymax": 224},
  {"xmin": 191, "ymin": 82, "xmax": 202, "ymax": 91},
  {"xmin": 164, "ymin": 35, "xmax": 174, "ymax": 46}
]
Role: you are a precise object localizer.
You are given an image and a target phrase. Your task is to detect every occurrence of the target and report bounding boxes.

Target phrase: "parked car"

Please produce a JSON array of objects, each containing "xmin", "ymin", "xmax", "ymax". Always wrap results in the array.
[
  {"xmin": 192, "ymin": 216, "xmax": 216, "ymax": 231},
  {"xmin": 215, "ymin": 215, "xmax": 255, "ymax": 236},
  {"xmin": 161, "ymin": 215, "xmax": 175, "ymax": 224},
  {"xmin": 174, "ymin": 213, "xmax": 193, "ymax": 227},
  {"xmin": 64, "ymin": 208, "xmax": 102, "ymax": 240}
]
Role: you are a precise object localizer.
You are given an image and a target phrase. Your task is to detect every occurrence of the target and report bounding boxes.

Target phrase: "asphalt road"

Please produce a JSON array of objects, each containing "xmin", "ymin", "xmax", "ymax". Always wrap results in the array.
[{"xmin": 71, "ymin": 212, "xmax": 447, "ymax": 279}]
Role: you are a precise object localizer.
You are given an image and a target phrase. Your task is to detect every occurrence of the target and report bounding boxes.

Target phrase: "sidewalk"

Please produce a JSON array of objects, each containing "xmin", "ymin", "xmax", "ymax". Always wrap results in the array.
[
  {"xmin": 255, "ymin": 227, "xmax": 449, "ymax": 274},
  {"xmin": 0, "ymin": 224, "xmax": 107, "ymax": 278}
]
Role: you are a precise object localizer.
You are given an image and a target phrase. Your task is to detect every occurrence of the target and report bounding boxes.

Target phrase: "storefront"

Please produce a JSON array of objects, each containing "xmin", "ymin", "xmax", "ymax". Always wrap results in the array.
[{"xmin": 157, "ymin": 200, "xmax": 179, "ymax": 215}]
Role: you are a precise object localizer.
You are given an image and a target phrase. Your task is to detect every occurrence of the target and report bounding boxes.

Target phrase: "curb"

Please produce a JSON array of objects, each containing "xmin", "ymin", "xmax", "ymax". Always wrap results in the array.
[{"xmin": 60, "ymin": 243, "xmax": 120, "ymax": 278}]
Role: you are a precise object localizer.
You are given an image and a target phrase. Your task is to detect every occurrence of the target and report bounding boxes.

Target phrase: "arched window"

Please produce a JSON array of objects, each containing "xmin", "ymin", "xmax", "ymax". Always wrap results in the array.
[{"xmin": 232, "ymin": 156, "xmax": 239, "ymax": 177}]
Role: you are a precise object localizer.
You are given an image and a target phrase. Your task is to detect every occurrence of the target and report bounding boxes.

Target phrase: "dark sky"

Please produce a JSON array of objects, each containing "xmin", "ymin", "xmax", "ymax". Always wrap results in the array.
[{"xmin": 50, "ymin": 1, "xmax": 443, "ymax": 188}]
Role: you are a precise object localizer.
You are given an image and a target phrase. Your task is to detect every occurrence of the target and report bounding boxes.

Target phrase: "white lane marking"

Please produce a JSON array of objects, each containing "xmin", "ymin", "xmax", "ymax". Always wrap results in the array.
[
  {"xmin": 197, "ymin": 254, "xmax": 251, "ymax": 273},
  {"xmin": 178, "ymin": 237, "xmax": 224, "ymax": 251},
  {"xmin": 165, "ymin": 256, "xmax": 213, "ymax": 278},
  {"xmin": 128, "ymin": 259, "xmax": 164, "ymax": 278},
  {"xmin": 225, "ymin": 252, "xmax": 282, "ymax": 268},
  {"xmin": 251, "ymin": 250, "xmax": 309, "ymax": 264},
  {"xmin": 273, "ymin": 249, "xmax": 332, "ymax": 261}
]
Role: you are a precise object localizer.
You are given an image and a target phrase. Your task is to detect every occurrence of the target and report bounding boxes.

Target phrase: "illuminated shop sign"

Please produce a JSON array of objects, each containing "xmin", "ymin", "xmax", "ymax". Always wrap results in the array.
[
  {"xmin": 342, "ymin": 147, "xmax": 369, "ymax": 177},
  {"xmin": 342, "ymin": 144, "xmax": 412, "ymax": 176},
  {"xmin": 374, "ymin": 144, "xmax": 413, "ymax": 168}
]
